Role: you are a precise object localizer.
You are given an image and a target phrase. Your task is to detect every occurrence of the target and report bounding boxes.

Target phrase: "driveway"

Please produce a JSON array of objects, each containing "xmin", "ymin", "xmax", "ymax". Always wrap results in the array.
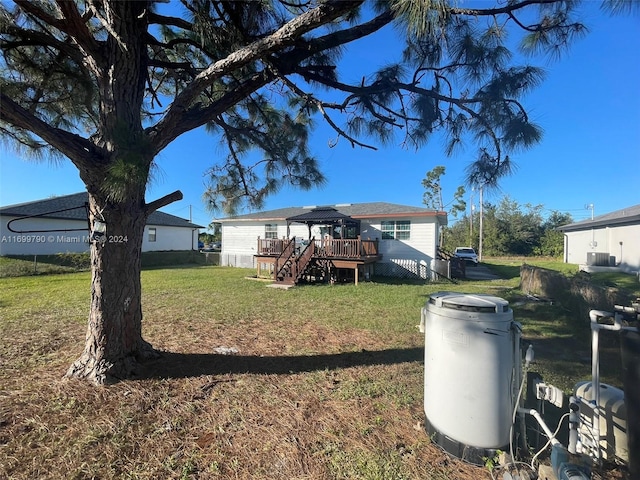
[{"xmin": 464, "ymin": 263, "xmax": 501, "ymax": 280}]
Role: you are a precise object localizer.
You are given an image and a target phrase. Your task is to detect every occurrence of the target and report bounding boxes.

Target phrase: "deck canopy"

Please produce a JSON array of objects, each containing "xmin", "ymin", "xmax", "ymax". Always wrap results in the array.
[{"xmin": 286, "ymin": 207, "xmax": 360, "ymax": 239}]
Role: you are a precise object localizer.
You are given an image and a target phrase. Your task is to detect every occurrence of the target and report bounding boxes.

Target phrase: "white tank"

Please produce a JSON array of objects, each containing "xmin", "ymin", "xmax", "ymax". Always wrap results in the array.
[{"xmin": 423, "ymin": 292, "xmax": 519, "ymax": 464}]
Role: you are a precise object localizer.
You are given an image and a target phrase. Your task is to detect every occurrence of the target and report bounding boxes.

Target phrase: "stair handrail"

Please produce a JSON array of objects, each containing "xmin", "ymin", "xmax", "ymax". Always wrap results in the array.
[
  {"xmin": 275, "ymin": 237, "xmax": 297, "ymax": 281},
  {"xmin": 292, "ymin": 237, "xmax": 315, "ymax": 282}
]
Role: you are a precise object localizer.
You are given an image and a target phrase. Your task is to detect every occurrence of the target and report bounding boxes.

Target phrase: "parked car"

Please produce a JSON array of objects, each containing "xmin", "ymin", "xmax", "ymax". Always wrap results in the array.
[
  {"xmin": 454, "ymin": 247, "xmax": 479, "ymax": 265},
  {"xmin": 201, "ymin": 242, "xmax": 220, "ymax": 252}
]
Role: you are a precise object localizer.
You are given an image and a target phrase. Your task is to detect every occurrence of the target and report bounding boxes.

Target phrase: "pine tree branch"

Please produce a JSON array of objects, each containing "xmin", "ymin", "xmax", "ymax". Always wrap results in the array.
[
  {"xmin": 147, "ymin": 12, "xmax": 193, "ymax": 31},
  {"xmin": 274, "ymin": 10, "xmax": 394, "ymax": 73},
  {"xmin": 145, "ymin": 34, "xmax": 208, "ymax": 54},
  {"xmin": 295, "ymin": 70, "xmax": 465, "ymax": 109},
  {"xmin": 148, "ymin": 70, "xmax": 276, "ymax": 154},
  {"xmin": 220, "ymin": 122, "xmax": 253, "ymax": 198},
  {"xmin": 290, "ymin": 69, "xmax": 513, "ymax": 161},
  {"xmin": 0, "ymin": 92, "xmax": 103, "ymax": 168},
  {"xmin": 448, "ymin": 0, "xmax": 559, "ymax": 16},
  {"xmin": 87, "ymin": 0, "xmax": 130, "ymax": 53},
  {"xmin": 152, "ymin": 1, "xmax": 362, "ymax": 146},
  {"xmin": 147, "ymin": 5, "xmax": 391, "ymax": 153},
  {"xmin": 1, "ymin": 24, "xmax": 88, "ymax": 67},
  {"xmin": 12, "ymin": 1, "xmax": 103, "ymax": 75},
  {"xmin": 55, "ymin": 0, "xmax": 102, "ymax": 66},
  {"xmin": 147, "ymin": 57, "xmax": 197, "ymax": 72},
  {"xmin": 273, "ymin": 70, "xmax": 377, "ymax": 150},
  {"xmin": 13, "ymin": 0, "xmax": 65, "ymax": 30}
]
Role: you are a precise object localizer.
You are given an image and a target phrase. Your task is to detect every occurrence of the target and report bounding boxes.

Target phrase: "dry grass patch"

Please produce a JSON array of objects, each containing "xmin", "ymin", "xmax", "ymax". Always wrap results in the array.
[{"xmin": 1, "ymin": 321, "xmax": 484, "ymax": 480}]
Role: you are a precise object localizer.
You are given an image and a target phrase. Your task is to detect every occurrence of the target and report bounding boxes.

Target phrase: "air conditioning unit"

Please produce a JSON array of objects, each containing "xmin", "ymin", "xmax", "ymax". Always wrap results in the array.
[{"xmin": 586, "ymin": 252, "xmax": 610, "ymax": 266}]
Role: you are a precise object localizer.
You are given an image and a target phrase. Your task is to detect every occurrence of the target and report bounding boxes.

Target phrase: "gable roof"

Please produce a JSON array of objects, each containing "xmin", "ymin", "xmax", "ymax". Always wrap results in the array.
[
  {"xmin": 220, "ymin": 202, "xmax": 447, "ymax": 223},
  {"xmin": 557, "ymin": 204, "xmax": 640, "ymax": 232},
  {"xmin": 0, "ymin": 192, "xmax": 203, "ymax": 229}
]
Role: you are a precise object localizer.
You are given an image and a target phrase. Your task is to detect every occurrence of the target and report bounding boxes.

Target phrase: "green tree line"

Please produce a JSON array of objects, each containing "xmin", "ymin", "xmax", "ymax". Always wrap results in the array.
[{"xmin": 442, "ymin": 196, "xmax": 573, "ymax": 258}]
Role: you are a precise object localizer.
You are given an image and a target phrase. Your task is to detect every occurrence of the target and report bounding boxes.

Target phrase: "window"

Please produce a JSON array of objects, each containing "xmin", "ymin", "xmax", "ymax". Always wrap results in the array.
[
  {"xmin": 381, "ymin": 220, "xmax": 410, "ymax": 240},
  {"xmin": 265, "ymin": 224, "xmax": 278, "ymax": 239},
  {"xmin": 344, "ymin": 225, "xmax": 358, "ymax": 239},
  {"xmin": 381, "ymin": 221, "xmax": 394, "ymax": 239},
  {"xmin": 148, "ymin": 227, "xmax": 157, "ymax": 242},
  {"xmin": 396, "ymin": 220, "xmax": 410, "ymax": 240}
]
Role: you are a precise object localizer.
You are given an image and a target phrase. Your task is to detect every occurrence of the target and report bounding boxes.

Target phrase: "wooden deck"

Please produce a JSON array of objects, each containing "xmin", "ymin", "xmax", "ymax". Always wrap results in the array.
[{"xmin": 255, "ymin": 236, "xmax": 381, "ymax": 285}]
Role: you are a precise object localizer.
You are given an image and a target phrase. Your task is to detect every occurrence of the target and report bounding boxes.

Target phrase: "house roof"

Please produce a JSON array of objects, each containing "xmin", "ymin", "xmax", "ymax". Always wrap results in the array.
[
  {"xmin": 557, "ymin": 204, "xmax": 640, "ymax": 232},
  {"xmin": 220, "ymin": 202, "xmax": 447, "ymax": 223},
  {"xmin": 0, "ymin": 192, "xmax": 203, "ymax": 229},
  {"xmin": 286, "ymin": 206, "xmax": 359, "ymax": 226}
]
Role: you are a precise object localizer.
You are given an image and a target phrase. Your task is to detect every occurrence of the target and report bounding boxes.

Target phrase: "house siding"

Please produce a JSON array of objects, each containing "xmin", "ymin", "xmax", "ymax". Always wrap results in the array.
[
  {"xmin": 361, "ymin": 217, "xmax": 437, "ymax": 279},
  {"xmin": 564, "ymin": 223, "xmax": 640, "ymax": 272},
  {"xmin": 220, "ymin": 221, "xmax": 309, "ymax": 268},
  {"xmin": 1, "ymin": 216, "xmax": 198, "ymax": 255},
  {"xmin": 142, "ymin": 224, "xmax": 199, "ymax": 252},
  {"xmin": 1, "ymin": 193, "xmax": 202, "ymax": 256},
  {"xmin": 220, "ymin": 222, "xmax": 260, "ymax": 268},
  {"xmin": 1, "ymin": 217, "xmax": 90, "ymax": 255}
]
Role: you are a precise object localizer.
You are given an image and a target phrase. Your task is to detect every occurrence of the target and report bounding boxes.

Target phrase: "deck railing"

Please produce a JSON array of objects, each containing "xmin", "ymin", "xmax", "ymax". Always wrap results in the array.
[
  {"xmin": 258, "ymin": 236, "xmax": 379, "ymax": 258},
  {"xmin": 259, "ymin": 238, "xmax": 287, "ymax": 255},
  {"xmin": 274, "ymin": 238, "xmax": 296, "ymax": 281},
  {"xmin": 360, "ymin": 239, "xmax": 378, "ymax": 256}
]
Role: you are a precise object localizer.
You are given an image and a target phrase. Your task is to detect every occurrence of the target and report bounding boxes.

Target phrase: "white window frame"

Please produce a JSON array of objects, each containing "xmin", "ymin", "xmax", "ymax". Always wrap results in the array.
[
  {"xmin": 381, "ymin": 220, "xmax": 410, "ymax": 240},
  {"xmin": 265, "ymin": 224, "xmax": 278, "ymax": 239}
]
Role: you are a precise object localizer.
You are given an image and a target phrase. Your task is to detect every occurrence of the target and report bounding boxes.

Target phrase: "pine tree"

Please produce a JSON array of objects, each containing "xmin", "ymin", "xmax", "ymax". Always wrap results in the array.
[{"xmin": 1, "ymin": 0, "xmax": 591, "ymax": 383}]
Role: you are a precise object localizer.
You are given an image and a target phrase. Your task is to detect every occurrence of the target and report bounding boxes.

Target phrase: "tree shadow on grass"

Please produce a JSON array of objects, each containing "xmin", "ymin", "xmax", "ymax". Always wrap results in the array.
[{"xmin": 137, "ymin": 346, "xmax": 423, "ymax": 380}]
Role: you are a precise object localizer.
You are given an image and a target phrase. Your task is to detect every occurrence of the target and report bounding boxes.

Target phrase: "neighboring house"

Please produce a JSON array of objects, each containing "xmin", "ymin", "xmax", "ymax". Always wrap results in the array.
[
  {"xmin": 557, "ymin": 204, "xmax": 640, "ymax": 273},
  {"xmin": 0, "ymin": 192, "xmax": 202, "ymax": 255},
  {"xmin": 218, "ymin": 202, "xmax": 447, "ymax": 281}
]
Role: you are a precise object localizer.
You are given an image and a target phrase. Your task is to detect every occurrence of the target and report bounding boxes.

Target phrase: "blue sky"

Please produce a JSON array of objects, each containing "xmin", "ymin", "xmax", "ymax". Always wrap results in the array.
[{"xmin": 1, "ymin": 2, "xmax": 638, "ymax": 230}]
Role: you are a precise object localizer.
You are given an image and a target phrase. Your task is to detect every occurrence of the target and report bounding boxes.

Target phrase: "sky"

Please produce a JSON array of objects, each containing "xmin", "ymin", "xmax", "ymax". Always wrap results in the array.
[{"xmin": 1, "ymin": 2, "xmax": 639, "ymax": 230}]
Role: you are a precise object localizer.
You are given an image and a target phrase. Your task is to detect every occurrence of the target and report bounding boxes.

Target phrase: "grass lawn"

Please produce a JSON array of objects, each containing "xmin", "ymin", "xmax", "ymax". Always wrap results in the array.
[{"xmin": 0, "ymin": 262, "xmax": 635, "ymax": 479}]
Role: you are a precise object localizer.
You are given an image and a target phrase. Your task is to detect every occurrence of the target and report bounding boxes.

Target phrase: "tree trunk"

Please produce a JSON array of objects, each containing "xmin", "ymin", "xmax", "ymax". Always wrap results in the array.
[
  {"xmin": 66, "ymin": 191, "xmax": 156, "ymax": 384},
  {"xmin": 65, "ymin": 0, "xmax": 153, "ymax": 385}
]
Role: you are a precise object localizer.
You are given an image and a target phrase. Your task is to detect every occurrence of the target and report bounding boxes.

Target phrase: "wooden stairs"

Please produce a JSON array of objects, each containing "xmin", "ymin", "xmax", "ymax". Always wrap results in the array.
[{"xmin": 274, "ymin": 237, "xmax": 325, "ymax": 285}]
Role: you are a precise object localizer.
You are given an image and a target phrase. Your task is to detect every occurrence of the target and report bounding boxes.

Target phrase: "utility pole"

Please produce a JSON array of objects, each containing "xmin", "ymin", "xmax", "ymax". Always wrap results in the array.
[
  {"xmin": 469, "ymin": 188, "xmax": 474, "ymax": 246},
  {"xmin": 478, "ymin": 187, "xmax": 484, "ymax": 262}
]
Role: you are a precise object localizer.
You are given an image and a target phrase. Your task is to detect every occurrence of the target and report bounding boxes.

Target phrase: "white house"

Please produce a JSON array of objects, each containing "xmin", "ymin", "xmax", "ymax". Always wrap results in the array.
[
  {"xmin": 557, "ymin": 204, "xmax": 640, "ymax": 273},
  {"xmin": 218, "ymin": 202, "xmax": 447, "ymax": 280},
  {"xmin": 0, "ymin": 192, "xmax": 202, "ymax": 255}
]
